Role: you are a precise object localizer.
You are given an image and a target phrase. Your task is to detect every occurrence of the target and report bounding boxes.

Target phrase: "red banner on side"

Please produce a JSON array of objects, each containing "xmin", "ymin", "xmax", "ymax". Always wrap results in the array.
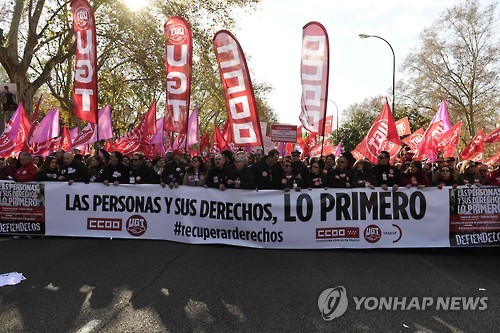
[
  {"xmin": 299, "ymin": 22, "xmax": 329, "ymax": 134},
  {"xmin": 213, "ymin": 30, "xmax": 263, "ymax": 147},
  {"xmin": 71, "ymin": 0, "xmax": 98, "ymax": 123},
  {"xmin": 164, "ymin": 16, "xmax": 192, "ymax": 134}
]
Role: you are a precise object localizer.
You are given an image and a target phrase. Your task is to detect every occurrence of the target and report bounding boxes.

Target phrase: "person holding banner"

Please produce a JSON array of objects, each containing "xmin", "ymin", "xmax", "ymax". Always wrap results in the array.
[
  {"xmin": 431, "ymin": 166, "xmax": 457, "ymax": 188},
  {"xmin": 162, "ymin": 149, "xmax": 187, "ymax": 189},
  {"xmin": 205, "ymin": 154, "xmax": 232, "ymax": 190},
  {"xmin": 326, "ymin": 156, "xmax": 352, "ymax": 188},
  {"xmin": 399, "ymin": 160, "xmax": 430, "ymax": 189},
  {"xmin": 35, "ymin": 156, "xmax": 61, "ymax": 181},
  {"xmin": 304, "ymin": 159, "xmax": 326, "ymax": 189},
  {"xmin": 58, "ymin": 152, "xmax": 87, "ymax": 185},
  {"xmin": 372, "ymin": 151, "xmax": 400, "ymax": 191},
  {"xmin": 251, "ymin": 149, "xmax": 285, "ymax": 190},
  {"xmin": 225, "ymin": 154, "xmax": 256, "ymax": 190},
  {"xmin": 457, "ymin": 160, "xmax": 480, "ymax": 186},
  {"xmin": 0, "ymin": 157, "xmax": 15, "ymax": 180},
  {"xmin": 351, "ymin": 159, "xmax": 377, "ymax": 189},
  {"xmin": 102, "ymin": 151, "xmax": 130, "ymax": 186},
  {"xmin": 183, "ymin": 156, "xmax": 207, "ymax": 187}
]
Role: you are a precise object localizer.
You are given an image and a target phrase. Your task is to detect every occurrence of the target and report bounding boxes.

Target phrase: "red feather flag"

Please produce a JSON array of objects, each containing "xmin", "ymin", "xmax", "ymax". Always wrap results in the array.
[
  {"xmin": 164, "ymin": 16, "xmax": 192, "ymax": 134},
  {"xmin": 213, "ymin": 30, "xmax": 263, "ymax": 147},
  {"xmin": 71, "ymin": 0, "xmax": 98, "ymax": 123}
]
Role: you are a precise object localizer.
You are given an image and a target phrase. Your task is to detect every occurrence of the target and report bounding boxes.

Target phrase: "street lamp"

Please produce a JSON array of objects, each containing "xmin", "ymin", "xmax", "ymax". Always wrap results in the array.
[
  {"xmin": 328, "ymin": 99, "xmax": 339, "ymax": 143},
  {"xmin": 359, "ymin": 34, "xmax": 396, "ymax": 113}
]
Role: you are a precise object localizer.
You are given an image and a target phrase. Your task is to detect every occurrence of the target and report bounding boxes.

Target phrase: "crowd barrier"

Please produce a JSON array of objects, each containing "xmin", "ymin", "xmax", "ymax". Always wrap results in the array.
[{"xmin": 0, "ymin": 180, "xmax": 499, "ymax": 248}]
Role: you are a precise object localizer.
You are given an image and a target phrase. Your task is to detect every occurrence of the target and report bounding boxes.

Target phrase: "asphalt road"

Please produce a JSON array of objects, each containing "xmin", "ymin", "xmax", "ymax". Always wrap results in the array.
[{"xmin": 0, "ymin": 236, "xmax": 498, "ymax": 333}]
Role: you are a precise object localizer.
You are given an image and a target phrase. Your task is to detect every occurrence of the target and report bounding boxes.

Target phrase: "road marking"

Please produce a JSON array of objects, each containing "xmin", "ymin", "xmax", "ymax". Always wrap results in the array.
[
  {"xmin": 0, "ymin": 238, "xmax": 11, "ymax": 243},
  {"xmin": 76, "ymin": 319, "xmax": 101, "ymax": 333}
]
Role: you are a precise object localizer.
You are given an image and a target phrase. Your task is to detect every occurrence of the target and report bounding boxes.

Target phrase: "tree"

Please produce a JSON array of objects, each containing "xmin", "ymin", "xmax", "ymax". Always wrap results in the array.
[{"xmin": 401, "ymin": 0, "xmax": 500, "ymax": 142}]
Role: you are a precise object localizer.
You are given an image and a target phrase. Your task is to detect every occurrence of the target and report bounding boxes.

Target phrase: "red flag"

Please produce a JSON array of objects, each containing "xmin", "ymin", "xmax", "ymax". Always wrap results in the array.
[
  {"xmin": 395, "ymin": 117, "xmax": 411, "ymax": 136},
  {"xmin": 459, "ymin": 129, "xmax": 485, "ymax": 161},
  {"xmin": 213, "ymin": 30, "xmax": 263, "ymax": 147},
  {"xmin": 484, "ymin": 147, "xmax": 500, "ymax": 166},
  {"xmin": 71, "ymin": 0, "xmax": 98, "ymax": 123},
  {"xmin": 324, "ymin": 115, "xmax": 334, "ymax": 135},
  {"xmin": 164, "ymin": 16, "xmax": 192, "ymax": 134},
  {"xmin": 199, "ymin": 132, "xmax": 210, "ymax": 153},
  {"xmin": 354, "ymin": 101, "xmax": 401, "ymax": 164},
  {"xmin": 136, "ymin": 100, "xmax": 157, "ymax": 137},
  {"xmin": 437, "ymin": 121, "xmax": 462, "ymax": 158},
  {"xmin": 213, "ymin": 126, "xmax": 229, "ymax": 152},
  {"xmin": 484, "ymin": 128, "xmax": 500, "ymax": 144},
  {"xmin": 402, "ymin": 127, "xmax": 424, "ymax": 152},
  {"xmin": 72, "ymin": 123, "xmax": 97, "ymax": 149},
  {"xmin": 299, "ymin": 22, "xmax": 329, "ymax": 134},
  {"xmin": 32, "ymin": 95, "xmax": 43, "ymax": 122},
  {"xmin": 60, "ymin": 126, "xmax": 73, "ymax": 152}
]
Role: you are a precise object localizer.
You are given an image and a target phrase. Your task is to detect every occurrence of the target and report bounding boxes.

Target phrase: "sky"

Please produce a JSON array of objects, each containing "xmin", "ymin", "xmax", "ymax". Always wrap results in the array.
[{"xmin": 233, "ymin": 0, "xmax": 493, "ymax": 130}]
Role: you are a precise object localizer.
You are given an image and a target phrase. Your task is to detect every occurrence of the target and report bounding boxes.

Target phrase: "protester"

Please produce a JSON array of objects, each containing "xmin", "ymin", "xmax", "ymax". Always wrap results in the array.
[
  {"xmin": 351, "ymin": 159, "xmax": 377, "ymax": 189},
  {"xmin": 35, "ymin": 156, "xmax": 61, "ymax": 181},
  {"xmin": 183, "ymin": 155, "xmax": 207, "ymax": 186},
  {"xmin": 290, "ymin": 149, "xmax": 308, "ymax": 179},
  {"xmin": 129, "ymin": 152, "xmax": 151, "ymax": 184},
  {"xmin": 58, "ymin": 152, "xmax": 87, "ymax": 184},
  {"xmin": 484, "ymin": 167, "xmax": 500, "ymax": 186},
  {"xmin": 225, "ymin": 154, "xmax": 256, "ymax": 190},
  {"xmin": 281, "ymin": 159, "xmax": 303, "ymax": 191},
  {"xmin": 304, "ymin": 159, "xmax": 326, "ymax": 189},
  {"xmin": 475, "ymin": 164, "xmax": 489, "ymax": 185},
  {"xmin": 102, "ymin": 151, "xmax": 130, "ymax": 186},
  {"xmin": 163, "ymin": 149, "xmax": 187, "ymax": 188},
  {"xmin": 14, "ymin": 152, "xmax": 38, "ymax": 182},
  {"xmin": 0, "ymin": 157, "xmax": 15, "ymax": 180},
  {"xmin": 86, "ymin": 155, "xmax": 105, "ymax": 183},
  {"xmin": 149, "ymin": 156, "xmax": 165, "ymax": 184},
  {"xmin": 432, "ymin": 166, "xmax": 457, "ymax": 188},
  {"xmin": 457, "ymin": 160, "xmax": 479, "ymax": 186},
  {"xmin": 205, "ymin": 154, "xmax": 232, "ymax": 190},
  {"xmin": 372, "ymin": 151, "xmax": 400, "ymax": 191},
  {"xmin": 326, "ymin": 155, "xmax": 352, "ymax": 188},
  {"xmin": 399, "ymin": 160, "xmax": 430, "ymax": 189},
  {"xmin": 251, "ymin": 149, "xmax": 285, "ymax": 190}
]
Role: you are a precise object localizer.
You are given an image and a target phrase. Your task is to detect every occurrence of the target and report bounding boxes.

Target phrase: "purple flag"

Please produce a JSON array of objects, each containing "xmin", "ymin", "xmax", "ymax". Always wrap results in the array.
[
  {"xmin": 433, "ymin": 100, "xmax": 452, "ymax": 131},
  {"xmin": 70, "ymin": 127, "xmax": 79, "ymax": 142},
  {"xmin": 30, "ymin": 108, "xmax": 60, "ymax": 143},
  {"xmin": 98, "ymin": 105, "xmax": 113, "ymax": 140},
  {"xmin": 151, "ymin": 117, "xmax": 165, "ymax": 144},
  {"xmin": 186, "ymin": 106, "xmax": 199, "ymax": 146}
]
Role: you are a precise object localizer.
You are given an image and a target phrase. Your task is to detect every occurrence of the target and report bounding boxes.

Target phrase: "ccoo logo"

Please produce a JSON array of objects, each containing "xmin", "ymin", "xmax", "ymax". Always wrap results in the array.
[{"xmin": 318, "ymin": 286, "xmax": 348, "ymax": 321}]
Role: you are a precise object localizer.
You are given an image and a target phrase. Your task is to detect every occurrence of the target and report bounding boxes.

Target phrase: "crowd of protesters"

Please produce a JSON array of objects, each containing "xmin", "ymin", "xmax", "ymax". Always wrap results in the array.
[{"xmin": 0, "ymin": 145, "xmax": 499, "ymax": 189}]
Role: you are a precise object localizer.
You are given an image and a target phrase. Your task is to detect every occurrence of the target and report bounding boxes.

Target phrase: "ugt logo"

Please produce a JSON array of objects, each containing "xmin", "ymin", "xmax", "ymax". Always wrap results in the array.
[{"xmin": 317, "ymin": 286, "xmax": 348, "ymax": 321}]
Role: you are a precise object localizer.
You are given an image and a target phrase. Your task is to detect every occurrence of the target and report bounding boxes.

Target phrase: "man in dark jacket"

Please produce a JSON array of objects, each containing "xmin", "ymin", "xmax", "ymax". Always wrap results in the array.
[
  {"xmin": 372, "ymin": 150, "xmax": 400, "ymax": 191},
  {"xmin": 102, "ymin": 151, "xmax": 130, "ymax": 186},
  {"xmin": 58, "ymin": 152, "xmax": 86, "ymax": 185},
  {"xmin": 162, "ymin": 149, "xmax": 187, "ymax": 188},
  {"xmin": 251, "ymin": 149, "xmax": 285, "ymax": 190},
  {"xmin": 129, "ymin": 152, "xmax": 151, "ymax": 184},
  {"xmin": 225, "ymin": 154, "xmax": 256, "ymax": 190},
  {"xmin": 205, "ymin": 154, "xmax": 232, "ymax": 190}
]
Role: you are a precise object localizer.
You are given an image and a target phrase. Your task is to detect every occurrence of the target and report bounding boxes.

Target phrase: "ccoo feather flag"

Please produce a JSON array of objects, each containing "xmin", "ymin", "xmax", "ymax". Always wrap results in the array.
[
  {"xmin": 213, "ymin": 30, "xmax": 263, "ymax": 147},
  {"xmin": 299, "ymin": 21, "xmax": 329, "ymax": 134}
]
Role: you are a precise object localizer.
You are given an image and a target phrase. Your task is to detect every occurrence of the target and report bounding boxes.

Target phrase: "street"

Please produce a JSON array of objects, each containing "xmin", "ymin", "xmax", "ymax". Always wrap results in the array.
[{"xmin": 0, "ymin": 236, "xmax": 499, "ymax": 333}]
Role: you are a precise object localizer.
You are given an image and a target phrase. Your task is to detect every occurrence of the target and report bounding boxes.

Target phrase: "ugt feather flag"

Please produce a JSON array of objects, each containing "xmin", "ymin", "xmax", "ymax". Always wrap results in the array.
[
  {"xmin": 213, "ymin": 30, "xmax": 263, "ymax": 147},
  {"xmin": 164, "ymin": 16, "xmax": 192, "ymax": 134},
  {"xmin": 71, "ymin": 0, "xmax": 98, "ymax": 123}
]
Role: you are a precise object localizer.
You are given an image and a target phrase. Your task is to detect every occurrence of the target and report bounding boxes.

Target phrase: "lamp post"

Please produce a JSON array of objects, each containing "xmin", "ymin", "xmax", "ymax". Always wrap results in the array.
[
  {"xmin": 328, "ymin": 99, "xmax": 339, "ymax": 143},
  {"xmin": 359, "ymin": 34, "xmax": 396, "ymax": 113}
]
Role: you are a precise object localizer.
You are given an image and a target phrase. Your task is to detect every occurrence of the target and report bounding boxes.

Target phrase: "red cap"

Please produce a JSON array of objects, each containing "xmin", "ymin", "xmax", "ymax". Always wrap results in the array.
[{"xmin": 173, "ymin": 149, "xmax": 184, "ymax": 155}]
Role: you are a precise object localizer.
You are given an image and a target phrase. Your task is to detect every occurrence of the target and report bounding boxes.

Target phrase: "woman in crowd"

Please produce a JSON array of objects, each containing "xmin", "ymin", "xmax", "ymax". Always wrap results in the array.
[
  {"xmin": 149, "ymin": 156, "xmax": 165, "ymax": 184},
  {"xmin": 457, "ymin": 160, "xmax": 479, "ymax": 186},
  {"xmin": 432, "ymin": 166, "xmax": 457, "ymax": 188},
  {"xmin": 35, "ymin": 156, "xmax": 61, "ymax": 181},
  {"xmin": 86, "ymin": 155, "xmax": 105, "ymax": 183},
  {"xmin": 304, "ymin": 159, "xmax": 326, "ymax": 189},
  {"xmin": 33, "ymin": 155, "xmax": 44, "ymax": 168},
  {"xmin": 351, "ymin": 159, "xmax": 377, "ymax": 189},
  {"xmin": 399, "ymin": 160, "xmax": 430, "ymax": 189},
  {"xmin": 183, "ymin": 155, "xmax": 207, "ymax": 186},
  {"xmin": 281, "ymin": 160, "xmax": 302, "ymax": 191}
]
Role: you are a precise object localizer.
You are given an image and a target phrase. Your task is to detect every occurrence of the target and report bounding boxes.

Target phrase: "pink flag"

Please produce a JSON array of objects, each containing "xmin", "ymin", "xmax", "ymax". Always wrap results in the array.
[
  {"xmin": 98, "ymin": 105, "xmax": 113, "ymax": 140},
  {"xmin": 415, "ymin": 100, "xmax": 452, "ymax": 161},
  {"xmin": 172, "ymin": 133, "xmax": 186, "ymax": 150},
  {"xmin": 0, "ymin": 103, "xmax": 30, "ymax": 157},
  {"xmin": 187, "ymin": 106, "xmax": 199, "ymax": 146},
  {"xmin": 70, "ymin": 127, "xmax": 79, "ymax": 142},
  {"xmin": 30, "ymin": 108, "xmax": 60, "ymax": 143},
  {"xmin": 299, "ymin": 22, "xmax": 329, "ymax": 134},
  {"xmin": 334, "ymin": 141, "xmax": 342, "ymax": 157},
  {"xmin": 437, "ymin": 121, "xmax": 462, "ymax": 158},
  {"xmin": 150, "ymin": 117, "xmax": 165, "ymax": 144}
]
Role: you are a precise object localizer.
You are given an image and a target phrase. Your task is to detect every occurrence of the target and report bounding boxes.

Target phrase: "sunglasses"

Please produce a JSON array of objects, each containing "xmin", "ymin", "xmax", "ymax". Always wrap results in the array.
[{"xmin": 441, "ymin": 169, "xmax": 450, "ymax": 172}]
